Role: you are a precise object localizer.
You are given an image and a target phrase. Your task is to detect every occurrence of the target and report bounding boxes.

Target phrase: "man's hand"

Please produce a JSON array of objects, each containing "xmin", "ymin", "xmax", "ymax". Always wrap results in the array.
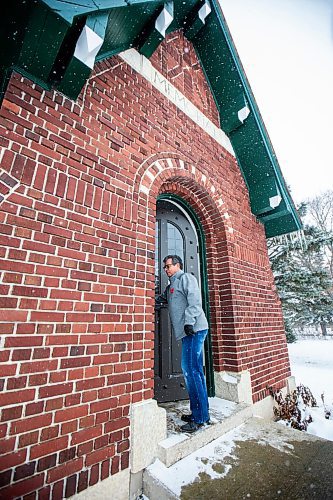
[{"xmin": 184, "ymin": 324, "xmax": 195, "ymax": 336}]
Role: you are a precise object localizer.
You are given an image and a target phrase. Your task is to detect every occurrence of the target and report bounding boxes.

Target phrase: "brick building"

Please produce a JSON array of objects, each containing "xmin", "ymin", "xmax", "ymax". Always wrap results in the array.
[{"xmin": 0, "ymin": 1, "xmax": 301, "ymax": 498}]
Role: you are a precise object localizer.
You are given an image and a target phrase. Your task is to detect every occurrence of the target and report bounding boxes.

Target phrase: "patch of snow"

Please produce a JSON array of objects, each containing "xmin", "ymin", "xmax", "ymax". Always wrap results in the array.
[
  {"xmin": 147, "ymin": 427, "xmax": 242, "ymax": 496},
  {"xmin": 307, "ymin": 408, "xmax": 333, "ymax": 441},
  {"xmin": 288, "ymin": 339, "xmax": 333, "ymax": 441},
  {"xmin": 222, "ymin": 373, "xmax": 238, "ymax": 384},
  {"xmin": 208, "ymin": 396, "xmax": 238, "ymax": 417},
  {"xmin": 159, "ymin": 433, "xmax": 188, "ymax": 448}
]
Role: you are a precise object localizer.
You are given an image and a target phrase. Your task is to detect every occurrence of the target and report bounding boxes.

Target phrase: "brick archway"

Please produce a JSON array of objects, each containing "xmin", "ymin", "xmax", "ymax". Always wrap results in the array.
[{"xmin": 134, "ymin": 153, "xmax": 239, "ymax": 374}]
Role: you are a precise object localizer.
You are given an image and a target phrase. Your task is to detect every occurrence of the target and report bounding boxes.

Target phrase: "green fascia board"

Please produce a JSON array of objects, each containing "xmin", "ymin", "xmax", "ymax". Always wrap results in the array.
[
  {"xmin": 137, "ymin": 3, "xmax": 168, "ymax": 58},
  {"xmin": 190, "ymin": 14, "xmax": 242, "ymax": 123},
  {"xmin": 17, "ymin": 3, "xmax": 70, "ymax": 82},
  {"xmin": 39, "ymin": 0, "xmax": 162, "ymax": 24},
  {"xmin": 57, "ymin": 11, "xmax": 109, "ymax": 99},
  {"xmin": 184, "ymin": 16, "xmax": 205, "ymax": 41},
  {"xmin": 211, "ymin": 0, "xmax": 301, "ymax": 233},
  {"xmin": 229, "ymin": 116, "xmax": 278, "ymax": 214},
  {"xmin": 98, "ymin": 3, "xmax": 164, "ymax": 60},
  {"xmin": 139, "ymin": 29, "xmax": 165, "ymax": 58},
  {"xmin": 1, "ymin": 3, "xmax": 29, "ymax": 71},
  {"xmin": 191, "ymin": 0, "xmax": 301, "ymax": 235},
  {"xmin": 57, "ymin": 57, "xmax": 92, "ymax": 100},
  {"xmin": 260, "ymin": 212, "xmax": 300, "ymax": 238},
  {"xmin": 0, "ymin": 0, "xmax": 69, "ymax": 97}
]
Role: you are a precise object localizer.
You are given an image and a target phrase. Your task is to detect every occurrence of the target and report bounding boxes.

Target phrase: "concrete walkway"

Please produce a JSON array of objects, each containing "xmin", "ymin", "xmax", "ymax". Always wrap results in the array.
[{"xmin": 144, "ymin": 418, "xmax": 333, "ymax": 499}]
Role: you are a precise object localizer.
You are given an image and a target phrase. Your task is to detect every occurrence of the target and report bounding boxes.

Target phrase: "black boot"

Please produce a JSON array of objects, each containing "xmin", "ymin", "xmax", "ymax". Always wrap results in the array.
[
  {"xmin": 181, "ymin": 414, "xmax": 194, "ymax": 423},
  {"xmin": 181, "ymin": 414, "xmax": 210, "ymax": 424},
  {"xmin": 180, "ymin": 421, "xmax": 203, "ymax": 433}
]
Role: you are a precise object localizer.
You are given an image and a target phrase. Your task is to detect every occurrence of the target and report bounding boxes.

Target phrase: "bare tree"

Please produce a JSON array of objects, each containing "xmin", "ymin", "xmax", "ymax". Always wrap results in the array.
[{"xmin": 306, "ymin": 190, "xmax": 333, "ymax": 279}]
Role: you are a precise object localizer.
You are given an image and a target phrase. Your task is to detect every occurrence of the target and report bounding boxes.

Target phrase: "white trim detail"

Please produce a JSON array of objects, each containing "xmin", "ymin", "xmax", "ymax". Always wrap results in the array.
[
  {"xmin": 140, "ymin": 185, "xmax": 150, "ymax": 195},
  {"xmin": 199, "ymin": 0, "xmax": 212, "ymax": 23},
  {"xmin": 154, "ymin": 160, "xmax": 164, "ymax": 172},
  {"xmin": 237, "ymin": 104, "xmax": 250, "ymax": 124},
  {"xmin": 120, "ymin": 49, "xmax": 235, "ymax": 156},
  {"xmin": 269, "ymin": 194, "xmax": 282, "ymax": 209},
  {"xmin": 155, "ymin": 2, "xmax": 174, "ymax": 37},
  {"xmin": 146, "ymin": 170, "xmax": 155, "ymax": 181},
  {"xmin": 74, "ymin": 26, "xmax": 104, "ymax": 69}
]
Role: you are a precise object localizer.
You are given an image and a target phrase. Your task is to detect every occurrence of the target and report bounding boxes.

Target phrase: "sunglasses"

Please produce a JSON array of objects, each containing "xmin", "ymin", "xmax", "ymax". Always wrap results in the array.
[{"xmin": 163, "ymin": 263, "xmax": 175, "ymax": 270}]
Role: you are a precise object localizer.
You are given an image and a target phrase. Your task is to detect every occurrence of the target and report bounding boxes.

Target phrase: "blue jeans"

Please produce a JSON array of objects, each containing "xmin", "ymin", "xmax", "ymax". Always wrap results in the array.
[{"xmin": 181, "ymin": 329, "xmax": 209, "ymax": 424}]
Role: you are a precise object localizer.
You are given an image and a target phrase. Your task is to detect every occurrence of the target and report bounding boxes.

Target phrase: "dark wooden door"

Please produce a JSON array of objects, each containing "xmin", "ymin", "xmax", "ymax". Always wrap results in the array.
[{"xmin": 154, "ymin": 200, "xmax": 200, "ymax": 402}]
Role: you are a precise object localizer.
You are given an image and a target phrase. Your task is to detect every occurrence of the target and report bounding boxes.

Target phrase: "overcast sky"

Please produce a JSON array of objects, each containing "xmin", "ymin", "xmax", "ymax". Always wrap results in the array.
[{"xmin": 219, "ymin": 0, "xmax": 333, "ymax": 205}]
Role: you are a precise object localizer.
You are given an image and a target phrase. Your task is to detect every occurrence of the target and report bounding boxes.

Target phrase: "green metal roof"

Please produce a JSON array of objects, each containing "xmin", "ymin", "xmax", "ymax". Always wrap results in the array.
[{"xmin": 1, "ymin": 0, "xmax": 302, "ymax": 237}]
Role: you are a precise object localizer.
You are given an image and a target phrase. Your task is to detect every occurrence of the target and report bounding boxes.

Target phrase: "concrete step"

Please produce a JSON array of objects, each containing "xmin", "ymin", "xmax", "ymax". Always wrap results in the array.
[
  {"xmin": 143, "ymin": 469, "xmax": 178, "ymax": 500},
  {"xmin": 156, "ymin": 399, "xmax": 253, "ymax": 467},
  {"xmin": 143, "ymin": 399, "xmax": 254, "ymax": 499}
]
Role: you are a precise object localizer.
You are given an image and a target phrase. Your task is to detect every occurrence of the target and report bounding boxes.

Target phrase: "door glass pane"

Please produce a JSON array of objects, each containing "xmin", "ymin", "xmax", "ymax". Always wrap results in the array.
[
  {"xmin": 155, "ymin": 221, "xmax": 160, "ymax": 294},
  {"xmin": 167, "ymin": 222, "xmax": 184, "ymax": 262}
]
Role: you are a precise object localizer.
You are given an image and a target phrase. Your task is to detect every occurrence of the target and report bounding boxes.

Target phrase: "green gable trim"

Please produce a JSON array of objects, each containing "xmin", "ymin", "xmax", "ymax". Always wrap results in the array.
[{"xmin": 1, "ymin": 0, "xmax": 301, "ymax": 237}]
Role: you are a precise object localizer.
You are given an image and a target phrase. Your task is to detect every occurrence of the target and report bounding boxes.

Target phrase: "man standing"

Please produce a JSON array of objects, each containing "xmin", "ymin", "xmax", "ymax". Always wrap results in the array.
[{"xmin": 157, "ymin": 254, "xmax": 210, "ymax": 433}]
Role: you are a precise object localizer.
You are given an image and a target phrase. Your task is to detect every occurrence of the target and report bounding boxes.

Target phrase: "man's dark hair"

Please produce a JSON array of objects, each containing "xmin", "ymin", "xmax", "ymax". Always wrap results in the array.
[{"xmin": 163, "ymin": 254, "xmax": 183, "ymax": 270}]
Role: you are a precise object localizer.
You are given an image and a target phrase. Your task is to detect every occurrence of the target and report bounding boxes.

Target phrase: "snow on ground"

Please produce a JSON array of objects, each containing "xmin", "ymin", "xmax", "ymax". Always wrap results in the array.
[
  {"xmin": 145, "ymin": 339, "xmax": 333, "ymax": 498},
  {"xmin": 288, "ymin": 338, "xmax": 333, "ymax": 441},
  {"xmin": 146, "ymin": 418, "xmax": 315, "ymax": 498}
]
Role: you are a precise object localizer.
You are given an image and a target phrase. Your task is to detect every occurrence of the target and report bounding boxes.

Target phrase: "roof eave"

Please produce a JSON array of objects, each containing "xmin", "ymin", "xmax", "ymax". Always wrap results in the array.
[{"xmin": 0, "ymin": 0, "xmax": 302, "ymax": 238}]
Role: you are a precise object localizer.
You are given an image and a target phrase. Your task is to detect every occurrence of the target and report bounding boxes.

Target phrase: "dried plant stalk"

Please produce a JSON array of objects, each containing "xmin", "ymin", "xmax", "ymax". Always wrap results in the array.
[{"xmin": 269, "ymin": 384, "xmax": 317, "ymax": 431}]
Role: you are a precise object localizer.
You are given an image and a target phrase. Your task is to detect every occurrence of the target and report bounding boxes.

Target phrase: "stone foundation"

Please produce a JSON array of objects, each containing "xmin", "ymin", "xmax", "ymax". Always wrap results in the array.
[
  {"xmin": 214, "ymin": 370, "xmax": 253, "ymax": 405},
  {"xmin": 71, "ymin": 468, "xmax": 130, "ymax": 500},
  {"xmin": 130, "ymin": 399, "xmax": 167, "ymax": 473}
]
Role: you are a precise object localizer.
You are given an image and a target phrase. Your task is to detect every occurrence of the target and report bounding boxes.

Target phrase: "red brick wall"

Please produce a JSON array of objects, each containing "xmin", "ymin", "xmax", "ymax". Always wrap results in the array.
[
  {"xmin": 150, "ymin": 31, "xmax": 220, "ymax": 127},
  {"xmin": 0, "ymin": 32, "xmax": 290, "ymax": 498}
]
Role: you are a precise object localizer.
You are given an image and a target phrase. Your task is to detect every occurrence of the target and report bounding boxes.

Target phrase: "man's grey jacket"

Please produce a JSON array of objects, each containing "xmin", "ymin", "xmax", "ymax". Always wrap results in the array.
[{"xmin": 157, "ymin": 270, "xmax": 208, "ymax": 340}]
